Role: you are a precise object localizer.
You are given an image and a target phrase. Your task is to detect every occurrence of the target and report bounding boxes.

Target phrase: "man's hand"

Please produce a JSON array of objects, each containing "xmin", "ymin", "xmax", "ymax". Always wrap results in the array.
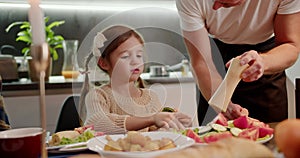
[
  {"xmin": 222, "ymin": 101, "xmax": 249, "ymax": 120},
  {"xmin": 226, "ymin": 50, "xmax": 264, "ymax": 82}
]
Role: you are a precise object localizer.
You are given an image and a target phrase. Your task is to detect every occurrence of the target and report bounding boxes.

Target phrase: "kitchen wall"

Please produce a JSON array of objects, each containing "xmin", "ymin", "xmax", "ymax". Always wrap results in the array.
[
  {"xmin": 0, "ymin": 0, "xmax": 188, "ymax": 75},
  {"xmin": 1, "ymin": 0, "xmax": 299, "ymax": 126}
]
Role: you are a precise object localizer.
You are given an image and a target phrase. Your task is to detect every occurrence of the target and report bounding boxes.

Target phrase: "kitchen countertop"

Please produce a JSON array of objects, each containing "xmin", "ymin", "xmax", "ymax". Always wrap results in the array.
[
  {"xmin": 1, "ymin": 76, "xmax": 84, "ymax": 97},
  {"xmin": 1, "ymin": 71, "xmax": 195, "ymax": 97},
  {"xmin": 141, "ymin": 71, "xmax": 194, "ymax": 84}
]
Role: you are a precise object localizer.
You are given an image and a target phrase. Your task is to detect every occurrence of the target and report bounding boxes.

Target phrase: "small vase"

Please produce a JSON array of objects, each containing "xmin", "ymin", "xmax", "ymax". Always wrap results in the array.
[
  {"xmin": 61, "ymin": 40, "xmax": 79, "ymax": 80},
  {"xmin": 28, "ymin": 57, "xmax": 52, "ymax": 82},
  {"xmin": 28, "ymin": 44, "xmax": 52, "ymax": 82}
]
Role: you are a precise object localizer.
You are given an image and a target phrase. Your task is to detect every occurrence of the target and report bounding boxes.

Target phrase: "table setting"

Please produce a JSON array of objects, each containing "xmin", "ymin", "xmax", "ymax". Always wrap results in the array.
[
  {"xmin": 0, "ymin": 0, "xmax": 299, "ymax": 157},
  {"xmin": 43, "ymin": 123, "xmax": 280, "ymax": 158},
  {"xmin": 38, "ymin": 113, "xmax": 280, "ymax": 158}
]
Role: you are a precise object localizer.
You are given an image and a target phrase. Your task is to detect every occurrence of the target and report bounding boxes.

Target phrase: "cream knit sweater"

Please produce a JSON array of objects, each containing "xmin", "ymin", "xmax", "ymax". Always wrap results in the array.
[{"xmin": 84, "ymin": 85, "xmax": 162, "ymax": 134}]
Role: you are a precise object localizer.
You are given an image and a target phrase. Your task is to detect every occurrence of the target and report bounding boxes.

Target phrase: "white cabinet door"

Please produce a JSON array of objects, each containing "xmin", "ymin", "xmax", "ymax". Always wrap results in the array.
[{"xmin": 4, "ymin": 94, "xmax": 70, "ymax": 133}]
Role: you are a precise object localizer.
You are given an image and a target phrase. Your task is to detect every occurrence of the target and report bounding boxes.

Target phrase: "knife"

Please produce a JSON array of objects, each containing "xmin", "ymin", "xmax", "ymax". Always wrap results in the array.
[{"xmin": 208, "ymin": 58, "xmax": 249, "ymax": 113}]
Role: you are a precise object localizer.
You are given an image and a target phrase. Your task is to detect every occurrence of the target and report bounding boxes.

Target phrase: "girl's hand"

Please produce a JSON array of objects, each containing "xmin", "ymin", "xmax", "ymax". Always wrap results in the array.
[
  {"xmin": 226, "ymin": 50, "xmax": 264, "ymax": 82},
  {"xmin": 152, "ymin": 112, "xmax": 185, "ymax": 130},
  {"xmin": 222, "ymin": 101, "xmax": 249, "ymax": 120},
  {"xmin": 174, "ymin": 112, "xmax": 192, "ymax": 127}
]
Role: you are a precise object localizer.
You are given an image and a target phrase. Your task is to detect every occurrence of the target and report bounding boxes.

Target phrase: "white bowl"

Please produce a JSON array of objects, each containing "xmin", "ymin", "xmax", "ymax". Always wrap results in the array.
[{"xmin": 88, "ymin": 131, "xmax": 195, "ymax": 158}]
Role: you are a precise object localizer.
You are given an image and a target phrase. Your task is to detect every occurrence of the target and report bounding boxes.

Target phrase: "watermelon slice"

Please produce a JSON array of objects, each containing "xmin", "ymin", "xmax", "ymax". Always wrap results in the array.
[
  {"xmin": 248, "ymin": 117, "xmax": 267, "ymax": 128},
  {"xmin": 214, "ymin": 113, "xmax": 228, "ymax": 126},
  {"xmin": 186, "ymin": 129, "xmax": 205, "ymax": 143},
  {"xmin": 258, "ymin": 127, "xmax": 274, "ymax": 138},
  {"xmin": 238, "ymin": 127, "xmax": 259, "ymax": 141},
  {"xmin": 203, "ymin": 131, "xmax": 232, "ymax": 143},
  {"xmin": 233, "ymin": 115, "xmax": 249, "ymax": 129}
]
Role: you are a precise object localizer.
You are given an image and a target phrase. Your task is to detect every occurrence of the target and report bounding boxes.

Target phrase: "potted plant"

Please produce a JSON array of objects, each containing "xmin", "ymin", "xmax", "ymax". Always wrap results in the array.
[
  {"xmin": 5, "ymin": 17, "xmax": 65, "ymax": 81},
  {"xmin": 5, "ymin": 16, "xmax": 65, "ymax": 61}
]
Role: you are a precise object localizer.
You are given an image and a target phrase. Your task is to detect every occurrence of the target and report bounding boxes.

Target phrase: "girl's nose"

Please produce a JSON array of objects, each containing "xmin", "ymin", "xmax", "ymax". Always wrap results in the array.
[{"xmin": 131, "ymin": 56, "xmax": 142, "ymax": 65}]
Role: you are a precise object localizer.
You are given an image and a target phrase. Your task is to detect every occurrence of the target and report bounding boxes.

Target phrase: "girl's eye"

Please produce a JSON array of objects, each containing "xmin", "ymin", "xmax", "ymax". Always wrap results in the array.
[
  {"xmin": 137, "ymin": 54, "xmax": 143, "ymax": 58},
  {"xmin": 120, "ymin": 55, "xmax": 129, "ymax": 59}
]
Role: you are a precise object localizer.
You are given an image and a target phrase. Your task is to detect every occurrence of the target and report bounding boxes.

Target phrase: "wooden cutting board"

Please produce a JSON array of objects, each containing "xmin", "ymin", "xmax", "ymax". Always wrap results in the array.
[{"xmin": 208, "ymin": 58, "xmax": 249, "ymax": 113}]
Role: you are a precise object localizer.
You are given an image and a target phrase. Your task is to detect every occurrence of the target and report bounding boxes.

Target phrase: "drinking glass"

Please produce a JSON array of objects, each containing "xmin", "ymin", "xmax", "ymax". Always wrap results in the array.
[{"xmin": 61, "ymin": 40, "xmax": 79, "ymax": 79}]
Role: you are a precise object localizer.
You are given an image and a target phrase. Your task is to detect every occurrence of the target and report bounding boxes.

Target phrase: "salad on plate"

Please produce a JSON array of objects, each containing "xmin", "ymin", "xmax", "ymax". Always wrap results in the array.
[
  {"xmin": 47, "ymin": 125, "xmax": 104, "ymax": 151},
  {"xmin": 181, "ymin": 114, "xmax": 274, "ymax": 144}
]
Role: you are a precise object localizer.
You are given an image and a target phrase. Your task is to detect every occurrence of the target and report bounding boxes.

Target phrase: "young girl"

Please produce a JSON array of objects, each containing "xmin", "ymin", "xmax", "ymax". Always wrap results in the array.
[{"xmin": 79, "ymin": 25, "xmax": 191, "ymax": 134}]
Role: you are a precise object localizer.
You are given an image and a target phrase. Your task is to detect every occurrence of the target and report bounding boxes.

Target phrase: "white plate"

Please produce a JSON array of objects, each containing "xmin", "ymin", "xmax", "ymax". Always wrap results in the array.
[
  {"xmin": 46, "ymin": 138, "xmax": 88, "ymax": 153},
  {"xmin": 256, "ymin": 134, "xmax": 273, "ymax": 144},
  {"xmin": 193, "ymin": 134, "xmax": 274, "ymax": 145},
  {"xmin": 87, "ymin": 131, "xmax": 195, "ymax": 158}
]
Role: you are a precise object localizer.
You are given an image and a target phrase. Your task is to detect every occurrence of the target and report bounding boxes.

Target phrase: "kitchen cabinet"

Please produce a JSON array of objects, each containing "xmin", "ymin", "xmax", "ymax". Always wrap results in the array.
[
  {"xmin": 4, "ymin": 94, "xmax": 72, "ymax": 134},
  {"xmin": 2, "ymin": 77, "xmax": 83, "ymax": 134}
]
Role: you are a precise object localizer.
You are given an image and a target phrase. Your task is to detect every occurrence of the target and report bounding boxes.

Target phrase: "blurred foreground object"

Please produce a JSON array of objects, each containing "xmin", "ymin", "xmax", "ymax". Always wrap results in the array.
[
  {"xmin": 0, "ymin": 76, "xmax": 10, "ymax": 131},
  {"xmin": 155, "ymin": 137, "xmax": 274, "ymax": 158},
  {"xmin": 0, "ymin": 128, "xmax": 42, "ymax": 157},
  {"xmin": 275, "ymin": 119, "xmax": 300, "ymax": 158}
]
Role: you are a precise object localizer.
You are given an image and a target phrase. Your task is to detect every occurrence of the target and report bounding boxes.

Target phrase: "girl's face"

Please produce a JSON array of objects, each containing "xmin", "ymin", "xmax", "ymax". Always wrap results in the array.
[{"xmin": 106, "ymin": 35, "xmax": 144, "ymax": 83}]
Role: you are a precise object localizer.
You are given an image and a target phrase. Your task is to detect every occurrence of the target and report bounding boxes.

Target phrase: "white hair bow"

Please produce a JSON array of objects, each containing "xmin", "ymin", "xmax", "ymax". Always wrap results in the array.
[{"xmin": 92, "ymin": 32, "xmax": 107, "ymax": 57}]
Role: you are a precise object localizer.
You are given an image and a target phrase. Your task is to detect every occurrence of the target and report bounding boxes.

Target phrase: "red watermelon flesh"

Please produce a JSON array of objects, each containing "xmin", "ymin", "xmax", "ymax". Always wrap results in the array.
[
  {"xmin": 238, "ymin": 127, "xmax": 259, "ymax": 141},
  {"xmin": 203, "ymin": 131, "xmax": 232, "ymax": 143},
  {"xmin": 258, "ymin": 127, "xmax": 274, "ymax": 138},
  {"xmin": 233, "ymin": 115, "xmax": 249, "ymax": 129},
  {"xmin": 186, "ymin": 129, "xmax": 205, "ymax": 143},
  {"xmin": 215, "ymin": 113, "xmax": 228, "ymax": 126}
]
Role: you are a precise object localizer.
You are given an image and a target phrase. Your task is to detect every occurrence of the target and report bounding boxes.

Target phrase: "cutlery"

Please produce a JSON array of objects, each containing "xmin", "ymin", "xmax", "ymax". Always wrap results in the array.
[{"xmin": 208, "ymin": 58, "xmax": 249, "ymax": 113}]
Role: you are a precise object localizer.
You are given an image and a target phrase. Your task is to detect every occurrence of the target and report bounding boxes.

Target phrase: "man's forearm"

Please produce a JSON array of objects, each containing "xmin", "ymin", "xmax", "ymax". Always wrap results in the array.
[{"xmin": 261, "ymin": 43, "xmax": 299, "ymax": 74}]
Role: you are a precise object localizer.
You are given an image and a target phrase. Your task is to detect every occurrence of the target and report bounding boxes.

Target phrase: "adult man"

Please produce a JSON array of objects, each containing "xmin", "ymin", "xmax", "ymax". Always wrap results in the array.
[{"xmin": 176, "ymin": 0, "xmax": 300, "ymax": 123}]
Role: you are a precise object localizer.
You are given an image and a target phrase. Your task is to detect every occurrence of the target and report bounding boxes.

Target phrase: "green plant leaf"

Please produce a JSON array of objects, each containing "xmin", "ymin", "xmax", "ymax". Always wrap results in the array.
[
  {"xmin": 5, "ymin": 21, "xmax": 29, "ymax": 32},
  {"xmin": 47, "ymin": 21, "xmax": 65, "ymax": 30},
  {"xmin": 52, "ymin": 49, "xmax": 59, "ymax": 61},
  {"xmin": 53, "ymin": 44, "xmax": 63, "ymax": 49},
  {"xmin": 16, "ymin": 36, "xmax": 31, "ymax": 44},
  {"xmin": 22, "ymin": 47, "xmax": 30, "ymax": 56},
  {"xmin": 6, "ymin": 16, "xmax": 65, "ymax": 61}
]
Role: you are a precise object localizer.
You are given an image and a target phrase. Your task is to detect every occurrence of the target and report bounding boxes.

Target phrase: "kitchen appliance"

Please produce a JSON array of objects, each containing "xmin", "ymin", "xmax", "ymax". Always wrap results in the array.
[
  {"xmin": 149, "ymin": 65, "xmax": 169, "ymax": 77},
  {"xmin": 0, "ymin": 54, "xmax": 19, "ymax": 82},
  {"xmin": 149, "ymin": 60, "xmax": 189, "ymax": 77},
  {"xmin": 0, "ymin": 45, "xmax": 19, "ymax": 82}
]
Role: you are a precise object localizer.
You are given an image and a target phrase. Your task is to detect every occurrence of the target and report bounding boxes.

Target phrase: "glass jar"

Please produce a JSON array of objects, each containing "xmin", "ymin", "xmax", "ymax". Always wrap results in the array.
[{"xmin": 61, "ymin": 40, "xmax": 79, "ymax": 79}]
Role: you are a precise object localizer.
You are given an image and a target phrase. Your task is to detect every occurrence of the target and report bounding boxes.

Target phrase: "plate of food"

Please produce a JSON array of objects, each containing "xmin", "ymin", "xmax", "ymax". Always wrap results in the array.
[
  {"xmin": 46, "ymin": 125, "xmax": 104, "ymax": 153},
  {"xmin": 183, "ymin": 114, "xmax": 274, "ymax": 145},
  {"xmin": 87, "ymin": 131, "xmax": 195, "ymax": 158},
  {"xmin": 256, "ymin": 134, "xmax": 273, "ymax": 144}
]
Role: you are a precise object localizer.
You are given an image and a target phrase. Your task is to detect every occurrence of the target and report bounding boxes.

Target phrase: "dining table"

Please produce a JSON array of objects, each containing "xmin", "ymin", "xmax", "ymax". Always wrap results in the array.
[{"xmin": 47, "ymin": 122, "xmax": 281, "ymax": 158}]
